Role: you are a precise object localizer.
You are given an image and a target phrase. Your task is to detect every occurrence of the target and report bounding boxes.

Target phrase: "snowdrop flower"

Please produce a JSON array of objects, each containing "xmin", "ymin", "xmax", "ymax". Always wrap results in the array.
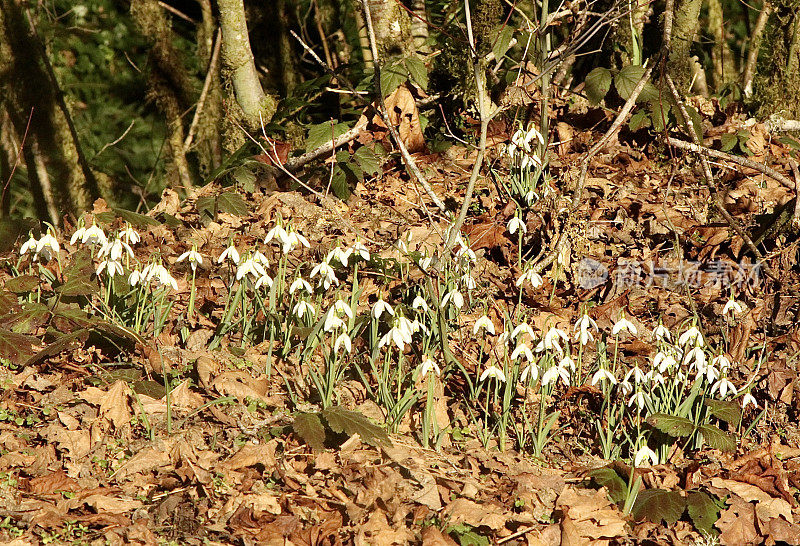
[
  {"xmin": 35, "ymin": 228, "xmax": 60, "ymax": 262},
  {"xmin": 741, "ymin": 392, "xmax": 757, "ymax": 410},
  {"xmin": 683, "ymin": 346, "xmax": 707, "ymax": 372},
  {"xmin": 379, "ymin": 316, "xmax": 413, "ymax": 351},
  {"xmin": 441, "ymin": 289, "xmax": 464, "ymax": 310},
  {"xmin": 332, "ymin": 299, "xmax": 353, "ymax": 320},
  {"xmin": 508, "ymin": 126, "xmax": 545, "ymax": 170},
  {"xmin": 412, "ymin": 295, "xmax": 430, "ymax": 314},
  {"xmin": 264, "ymin": 223, "xmax": 289, "ymax": 247},
  {"xmin": 652, "ymin": 323, "xmax": 672, "ymax": 343},
  {"xmin": 473, "ymin": 315, "xmax": 495, "ymax": 335},
  {"xmin": 628, "ymin": 391, "xmax": 649, "ymax": 411},
  {"xmin": 176, "ymin": 245, "xmax": 203, "ymax": 272},
  {"xmin": 479, "ymin": 364, "xmax": 506, "ymax": 383},
  {"xmin": 139, "ymin": 263, "xmax": 178, "ymax": 291},
  {"xmin": 722, "ymin": 299, "xmax": 743, "ymax": 318},
  {"xmin": 646, "ymin": 371, "xmax": 666, "ymax": 386},
  {"xmin": 411, "ymin": 318, "xmax": 430, "ymax": 335},
  {"xmin": 323, "ymin": 310, "xmax": 346, "ymax": 332},
  {"xmin": 705, "ymin": 363, "xmax": 720, "ymax": 384},
  {"xmin": 710, "ymin": 377, "xmax": 738, "ymax": 398},
  {"xmin": 334, "ymin": 332, "xmax": 352, "ymax": 354},
  {"xmin": 20, "ymin": 233, "xmax": 38, "ymax": 257},
  {"xmin": 327, "ymin": 245, "xmax": 352, "ymax": 268},
  {"xmin": 678, "ymin": 325, "xmax": 704, "ymax": 348},
  {"xmin": 236, "ymin": 254, "xmax": 267, "ymax": 281},
  {"xmin": 634, "ymin": 445, "xmax": 659, "ymax": 467},
  {"xmin": 624, "ymin": 365, "xmax": 647, "ymax": 384},
  {"xmin": 455, "ymin": 245, "xmax": 477, "ymax": 266},
  {"xmin": 394, "ymin": 233, "xmax": 412, "ymax": 254},
  {"xmin": 289, "ymin": 277, "xmax": 312, "ymax": 295},
  {"xmin": 283, "ymin": 229, "xmax": 310, "ymax": 255},
  {"xmin": 653, "ymin": 351, "xmax": 677, "ymax": 373},
  {"xmin": 712, "ymin": 354, "xmax": 732, "ymax": 372},
  {"xmin": 310, "ymin": 261, "xmax": 338, "ymax": 290},
  {"xmin": 418, "ymin": 255, "xmax": 433, "ymax": 272},
  {"xmin": 252, "ymin": 250, "xmax": 269, "ymax": 268},
  {"xmin": 218, "ymin": 244, "xmax": 240, "ymax": 265},
  {"xmin": 120, "ymin": 223, "xmax": 140, "ymax": 246},
  {"xmin": 419, "ymin": 356, "xmax": 441, "ymax": 378},
  {"xmin": 519, "ymin": 363, "xmax": 539, "ymax": 383},
  {"xmin": 619, "ymin": 379, "xmax": 633, "ymax": 396},
  {"xmin": 97, "ymin": 259, "xmax": 123, "ymax": 277},
  {"xmin": 507, "ymin": 216, "xmax": 527, "ymax": 235},
  {"xmin": 537, "ymin": 327, "xmax": 569, "ymax": 354},
  {"xmin": 559, "ymin": 355, "xmax": 576, "ymax": 372},
  {"xmin": 292, "ymin": 300, "xmax": 315, "ymax": 319},
  {"xmin": 461, "ymin": 274, "xmax": 477, "ymax": 290},
  {"xmin": 351, "ymin": 239, "xmax": 370, "ymax": 262},
  {"xmin": 99, "ymin": 238, "xmax": 133, "ymax": 262},
  {"xmin": 574, "ymin": 314, "xmax": 598, "ymax": 346},
  {"xmin": 372, "ymin": 298, "xmax": 394, "ymax": 320},
  {"xmin": 612, "ymin": 315, "xmax": 637, "ymax": 336},
  {"xmin": 255, "ymin": 273, "xmax": 273, "ymax": 289},
  {"xmin": 71, "ymin": 221, "xmax": 107, "ymax": 246},
  {"xmin": 591, "ymin": 368, "xmax": 617, "ymax": 386},
  {"xmin": 128, "ymin": 267, "xmax": 142, "ymax": 286},
  {"xmin": 542, "ymin": 364, "xmax": 570, "ymax": 387},
  {"xmin": 516, "ymin": 268, "xmax": 544, "ymax": 289},
  {"xmin": 511, "ymin": 343, "xmax": 535, "ymax": 363},
  {"xmin": 511, "ymin": 323, "xmax": 535, "ymax": 340}
]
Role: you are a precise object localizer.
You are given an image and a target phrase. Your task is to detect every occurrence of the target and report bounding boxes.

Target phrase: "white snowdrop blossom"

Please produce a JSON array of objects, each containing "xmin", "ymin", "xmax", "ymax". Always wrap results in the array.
[
  {"xmin": 134, "ymin": 262, "xmax": 178, "ymax": 291},
  {"xmin": 679, "ymin": 326, "xmax": 705, "ymax": 348},
  {"xmin": 379, "ymin": 316, "xmax": 414, "ymax": 351},
  {"xmin": 652, "ymin": 324, "xmax": 672, "ymax": 343},
  {"xmin": 653, "ymin": 351, "xmax": 678, "ymax": 373},
  {"xmin": 351, "ymin": 239, "xmax": 370, "ymax": 262},
  {"xmin": 418, "ymin": 255, "xmax": 433, "ymax": 272},
  {"xmin": 722, "ymin": 299, "xmax": 744, "ymax": 318},
  {"xmin": 264, "ymin": 224, "xmax": 289, "ymax": 247},
  {"xmin": 511, "ymin": 343, "xmax": 534, "ymax": 363},
  {"xmin": 372, "ymin": 298, "xmax": 395, "ymax": 320},
  {"xmin": 255, "ymin": 273, "xmax": 273, "ymax": 289},
  {"xmin": 574, "ymin": 314, "xmax": 598, "ymax": 346},
  {"xmin": 683, "ymin": 346, "xmax": 707, "ymax": 372},
  {"xmin": 711, "ymin": 377, "xmax": 738, "ymax": 398},
  {"xmin": 591, "ymin": 368, "xmax": 617, "ymax": 386},
  {"xmin": 283, "ymin": 229, "xmax": 310, "ymax": 255},
  {"xmin": 507, "ymin": 125, "xmax": 545, "ymax": 170},
  {"xmin": 519, "ymin": 363, "xmax": 539, "ymax": 383},
  {"xmin": 71, "ymin": 222, "xmax": 107, "ymax": 247},
  {"xmin": 120, "ymin": 223, "xmax": 140, "ymax": 246},
  {"xmin": 97, "ymin": 259, "xmax": 123, "ymax": 278},
  {"xmin": 473, "ymin": 315, "xmax": 496, "ymax": 335},
  {"xmin": 634, "ymin": 445, "xmax": 659, "ymax": 467},
  {"xmin": 538, "ymin": 327, "xmax": 569, "ymax": 354},
  {"xmin": 441, "ymin": 289, "xmax": 464, "ymax": 310},
  {"xmin": 334, "ymin": 332, "xmax": 352, "ymax": 354},
  {"xmin": 176, "ymin": 246, "xmax": 203, "ymax": 272},
  {"xmin": 542, "ymin": 364, "xmax": 570, "ymax": 387},
  {"xmin": 628, "ymin": 391, "xmax": 650, "ymax": 411},
  {"xmin": 461, "ymin": 274, "xmax": 477, "ymax": 290},
  {"xmin": 323, "ymin": 309, "xmax": 346, "ymax": 332},
  {"xmin": 99, "ymin": 238, "xmax": 133, "ymax": 262},
  {"xmin": 619, "ymin": 379, "xmax": 633, "ymax": 396},
  {"xmin": 292, "ymin": 300, "xmax": 315, "ymax": 319},
  {"xmin": 20, "ymin": 233, "xmax": 38, "ymax": 256},
  {"xmin": 420, "ymin": 356, "xmax": 441, "ymax": 378},
  {"xmin": 516, "ymin": 268, "xmax": 544, "ymax": 289},
  {"xmin": 332, "ymin": 299, "xmax": 353, "ymax": 320},
  {"xmin": 289, "ymin": 277, "xmax": 312, "ymax": 295},
  {"xmin": 218, "ymin": 245, "xmax": 240, "ymax": 265},
  {"xmin": 252, "ymin": 250, "xmax": 269, "ymax": 268},
  {"xmin": 479, "ymin": 365, "xmax": 507, "ymax": 383},
  {"xmin": 507, "ymin": 216, "xmax": 527, "ymax": 235},
  {"xmin": 559, "ymin": 355, "xmax": 576, "ymax": 372},
  {"xmin": 411, "ymin": 318, "xmax": 430, "ymax": 335},
  {"xmin": 612, "ymin": 316, "xmax": 638, "ymax": 336},
  {"xmin": 236, "ymin": 255, "xmax": 267, "ymax": 281},
  {"xmin": 741, "ymin": 392, "xmax": 758, "ymax": 410},
  {"xmin": 712, "ymin": 354, "xmax": 732, "ymax": 372},
  {"xmin": 624, "ymin": 366, "xmax": 647, "ymax": 384},
  {"xmin": 327, "ymin": 246, "xmax": 352, "ymax": 268},
  {"xmin": 705, "ymin": 364, "xmax": 720, "ymax": 384},
  {"xmin": 412, "ymin": 295, "xmax": 430, "ymax": 314},
  {"xmin": 511, "ymin": 323, "xmax": 535, "ymax": 340},
  {"xmin": 310, "ymin": 261, "xmax": 338, "ymax": 290},
  {"xmin": 35, "ymin": 229, "xmax": 61, "ymax": 262}
]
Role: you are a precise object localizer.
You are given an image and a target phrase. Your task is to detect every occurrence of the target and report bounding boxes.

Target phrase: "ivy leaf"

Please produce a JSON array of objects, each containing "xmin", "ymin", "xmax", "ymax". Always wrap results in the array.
[
  {"xmin": 293, "ymin": 412, "xmax": 326, "ymax": 450},
  {"xmin": 322, "ymin": 405, "xmax": 391, "ymax": 448},
  {"xmin": 217, "ymin": 191, "xmax": 249, "ymax": 217},
  {"xmin": 698, "ymin": 424, "xmax": 736, "ymax": 452},
  {"xmin": 404, "ymin": 56, "xmax": 428, "ymax": 90},
  {"xmin": 632, "ymin": 489, "xmax": 685, "ymax": 524},
  {"xmin": 647, "ymin": 413, "xmax": 696, "ymax": 437},
  {"xmin": 704, "ymin": 399, "xmax": 742, "ymax": 427},
  {"xmin": 585, "ymin": 67, "xmax": 612, "ymax": 104},
  {"xmin": 686, "ymin": 491, "xmax": 720, "ymax": 536},
  {"xmin": 589, "ymin": 467, "xmax": 627, "ymax": 506}
]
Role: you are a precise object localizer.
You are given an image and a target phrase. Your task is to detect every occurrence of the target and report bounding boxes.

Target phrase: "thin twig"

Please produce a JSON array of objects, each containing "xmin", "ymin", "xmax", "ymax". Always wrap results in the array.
[
  {"xmin": 284, "ymin": 122, "xmax": 366, "ymax": 172},
  {"xmin": 184, "ymin": 28, "xmax": 222, "ymax": 154}
]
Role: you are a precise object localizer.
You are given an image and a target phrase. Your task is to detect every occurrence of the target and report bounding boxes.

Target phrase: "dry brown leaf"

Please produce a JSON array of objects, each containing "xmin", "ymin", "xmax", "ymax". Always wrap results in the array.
[
  {"xmin": 223, "ymin": 441, "xmax": 278, "ymax": 471},
  {"xmin": 716, "ymin": 495, "xmax": 759, "ymax": 545},
  {"xmin": 555, "ymin": 486, "xmax": 627, "ymax": 541},
  {"xmin": 167, "ymin": 379, "xmax": 204, "ymax": 410},
  {"xmin": 112, "ymin": 443, "xmax": 172, "ymax": 481},
  {"xmin": 444, "ymin": 498, "xmax": 507, "ymax": 531},
  {"xmin": 385, "ymin": 85, "xmax": 425, "ymax": 153}
]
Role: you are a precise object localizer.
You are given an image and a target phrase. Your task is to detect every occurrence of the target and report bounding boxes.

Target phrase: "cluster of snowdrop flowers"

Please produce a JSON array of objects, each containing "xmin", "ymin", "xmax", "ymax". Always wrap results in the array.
[
  {"xmin": 70, "ymin": 220, "xmax": 108, "ymax": 247},
  {"xmin": 20, "ymin": 227, "xmax": 61, "ymax": 262},
  {"xmin": 129, "ymin": 260, "xmax": 179, "ymax": 291},
  {"xmin": 264, "ymin": 221, "xmax": 310, "ymax": 255},
  {"xmin": 506, "ymin": 124, "xmax": 545, "ymax": 171}
]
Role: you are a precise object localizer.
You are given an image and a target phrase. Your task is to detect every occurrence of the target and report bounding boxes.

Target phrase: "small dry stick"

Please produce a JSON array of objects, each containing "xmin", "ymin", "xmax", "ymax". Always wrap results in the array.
[{"xmin": 184, "ymin": 28, "xmax": 222, "ymax": 154}]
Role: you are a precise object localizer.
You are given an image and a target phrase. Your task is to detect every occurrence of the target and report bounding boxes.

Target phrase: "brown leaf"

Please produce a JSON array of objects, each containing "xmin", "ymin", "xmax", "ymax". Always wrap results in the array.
[
  {"xmin": 28, "ymin": 470, "xmax": 80, "ymax": 494},
  {"xmin": 223, "ymin": 441, "xmax": 278, "ymax": 471},
  {"xmin": 444, "ymin": 498, "xmax": 507, "ymax": 531},
  {"xmin": 385, "ymin": 85, "xmax": 425, "ymax": 153},
  {"xmin": 715, "ymin": 495, "xmax": 759, "ymax": 545},
  {"xmin": 420, "ymin": 526, "xmax": 459, "ymax": 546}
]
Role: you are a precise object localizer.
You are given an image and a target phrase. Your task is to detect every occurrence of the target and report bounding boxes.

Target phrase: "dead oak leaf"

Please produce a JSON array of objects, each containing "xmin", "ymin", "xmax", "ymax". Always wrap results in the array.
[
  {"xmin": 444, "ymin": 498, "xmax": 507, "ymax": 531},
  {"xmin": 715, "ymin": 495, "xmax": 759, "ymax": 545},
  {"xmin": 80, "ymin": 380, "xmax": 132, "ymax": 429}
]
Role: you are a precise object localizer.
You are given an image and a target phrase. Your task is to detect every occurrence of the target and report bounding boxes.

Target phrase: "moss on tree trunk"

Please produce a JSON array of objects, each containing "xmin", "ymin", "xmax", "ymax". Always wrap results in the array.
[
  {"xmin": 754, "ymin": 3, "xmax": 800, "ymax": 119},
  {"xmin": 667, "ymin": 0, "xmax": 703, "ymax": 92}
]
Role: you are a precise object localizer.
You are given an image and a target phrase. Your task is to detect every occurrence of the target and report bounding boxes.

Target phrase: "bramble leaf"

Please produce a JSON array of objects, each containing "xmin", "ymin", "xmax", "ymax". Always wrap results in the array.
[
  {"xmin": 322, "ymin": 405, "xmax": 391, "ymax": 448},
  {"xmin": 293, "ymin": 412, "xmax": 326, "ymax": 450}
]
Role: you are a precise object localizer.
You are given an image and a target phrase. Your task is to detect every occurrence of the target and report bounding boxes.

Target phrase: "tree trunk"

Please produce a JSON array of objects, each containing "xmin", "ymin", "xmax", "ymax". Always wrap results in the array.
[
  {"xmin": 0, "ymin": 0, "xmax": 101, "ymax": 224},
  {"xmin": 754, "ymin": 3, "xmax": 800, "ymax": 119},
  {"xmin": 667, "ymin": 0, "xmax": 704, "ymax": 92}
]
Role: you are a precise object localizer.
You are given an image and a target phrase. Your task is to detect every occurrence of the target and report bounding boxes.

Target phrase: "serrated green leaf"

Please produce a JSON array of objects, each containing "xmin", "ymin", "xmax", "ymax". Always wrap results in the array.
[
  {"xmin": 217, "ymin": 191, "xmax": 249, "ymax": 216},
  {"xmin": 589, "ymin": 467, "xmax": 627, "ymax": 505},
  {"xmin": 25, "ymin": 329, "xmax": 89, "ymax": 367},
  {"xmin": 629, "ymin": 109, "xmax": 651, "ymax": 132},
  {"xmin": 306, "ymin": 121, "xmax": 352, "ymax": 152},
  {"xmin": 698, "ymin": 424, "xmax": 737, "ymax": 451},
  {"xmin": 331, "ymin": 164, "xmax": 353, "ymax": 200},
  {"xmin": 446, "ymin": 524, "xmax": 490, "ymax": 546},
  {"xmin": 352, "ymin": 146, "xmax": 381, "ymax": 176},
  {"xmin": 293, "ymin": 412, "xmax": 326, "ymax": 450},
  {"xmin": 614, "ymin": 65, "xmax": 648, "ymax": 101},
  {"xmin": 0, "ymin": 328, "xmax": 37, "ymax": 362},
  {"xmin": 585, "ymin": 67, "xmax": 612, "ymax": 104},
  {"xmin": 686, "ymin": 491, "xmax": 720, "ymax": 536},
  {"xmin": 720, "ymin": 133, "xmax": 738, "ymax": 152},
  {"xmin": 4, "ymin": 275, "xmax": 39, "ymax": 294},
  {"xmin": 632, "ymin": 489, "xmax": 685, "ymax": 524},
  {"xmin": 322, "ymin": 405, "xmax": 391, "ymax": 448},
  {"xmin": 685, "ymin": 105, "xmax": 703, "ymax": 141},
  {"xmin": 704, "ymin": 399, "xmax": 742, "ymax": 427},
  {"xmin": 650, "ymin": 100, "xmax": 670, "ymax": 133},
  {"xmin": 638, "ymin": 82, "xmax": 661, "ymax": 103},
  {"xmin": 491, "ymin": 25, "xmax": 515, "ymax": 62},
  {"xmin": 380, "ymin": 62, "xmax": 407, "ymax": 97},
  {"xmin": 230, "ymin": 166, "xmax": 256, "ymax": 192},
  {"xmin": 2, "ymin": 303, "xmax": 49, "ymax": 333},
  {"xmin": 404, "ymin": 56, "xmax": 428, "ymax": 90},
  {"xmin": 647, "ymin": 413, "xmax": 696, "ymax": 437},
  {"xmin": 57, "ymin": 249, "xmax": 98, "ymax": 297},
  {"xmin": 196, "ymin": 195, "xmax": 216, "ymax": 217},
  {"xmin": 112, "ymin": 208, "xmax": 161, "ymax": 227}
]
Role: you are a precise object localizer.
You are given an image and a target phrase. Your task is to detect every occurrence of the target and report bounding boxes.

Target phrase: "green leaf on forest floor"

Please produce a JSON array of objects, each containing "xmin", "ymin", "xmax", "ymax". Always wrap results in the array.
[
  {"xmin": 686, "ymin": 491, "xmax": 720, "ymax": 536},
  {"xmin": 322, "ymin": 405, "xmax": 391, "ymax": 448},
  {"xmin": 698, "ymin": 424, "xmax": 736, "ymax": 452},
  {"xmin": 647, "ymin": 413, "xmax": 696, "ymax": 437},
  {"xmin": 588, "ymin": 467, "xmax": 627, "ymax": 505},
  {"xmin": 704, "ymin": 399, "xmax": 741, "ymax": 427},
  {"xmin": 293, "ymin": 412, "xmax": 326, "ymax": 450},
  {"xmin": 306, "ymin": 121, "xmax": 352, "ymax": 152},
  {"xmin": 585, "ymin": 67, "xmax": 612, "ymax": 104},
  {"xmin": 0, "ymin": 328, "xmax": 38, "ymax": 362},
  {"xmin": 631, "ymin": 489, "xmax": 684, "ymax": 524}
]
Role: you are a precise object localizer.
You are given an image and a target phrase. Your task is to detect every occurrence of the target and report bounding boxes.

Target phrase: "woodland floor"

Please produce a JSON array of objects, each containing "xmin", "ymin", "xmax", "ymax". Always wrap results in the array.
[{"xmin": 1, "ymin": 96, "xmax": 800, "ymax": 546}]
